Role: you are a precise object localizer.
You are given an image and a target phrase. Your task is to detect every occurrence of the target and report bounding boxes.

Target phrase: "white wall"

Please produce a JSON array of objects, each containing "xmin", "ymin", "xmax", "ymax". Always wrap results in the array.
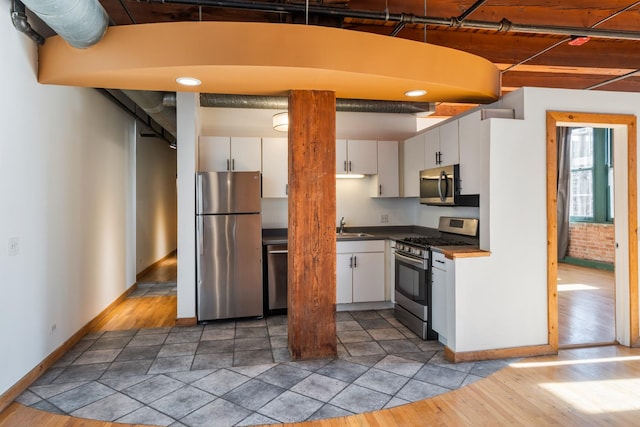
[
  {"xmin": 0, "ymin": 13, "xmax": 136, "ymax": 396},
  {"xmin": 451, "ymin": 87, "xmax": 640, "ymax": 352},
  {"xmin": 136, "ymin": 133, "xmax": 178, "ymax": 273}
]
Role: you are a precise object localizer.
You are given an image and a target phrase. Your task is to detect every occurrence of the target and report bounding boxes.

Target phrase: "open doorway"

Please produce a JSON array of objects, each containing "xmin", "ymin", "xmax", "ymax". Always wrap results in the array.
[
  {"xmin": 546, "ymin": 111, "xmax": 638, "ymax": 351},
  {"xmin": 556, "ymin": 126, "xmax": 615, "ymax": 347}
]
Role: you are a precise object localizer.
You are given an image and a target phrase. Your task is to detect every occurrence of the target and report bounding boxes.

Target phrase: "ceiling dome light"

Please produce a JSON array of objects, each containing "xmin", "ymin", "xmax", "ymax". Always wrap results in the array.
[
  {"xmin": 176, "ymin": 76, "xmax": 201, "ymax": 86},
  {"xmin": 405, "ymin": 89, "xmax": 427, "ymax": 97},
  {"xmin": 273, "ymin": 112, "xmax": 288, "ymax": 132}
]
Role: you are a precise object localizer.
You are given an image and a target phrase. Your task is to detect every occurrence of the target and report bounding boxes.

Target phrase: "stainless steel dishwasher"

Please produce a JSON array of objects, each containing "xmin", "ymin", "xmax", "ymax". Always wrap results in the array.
[{"xmin": 266, "ymin": 244, "xmax": 288, "ymax": 310}]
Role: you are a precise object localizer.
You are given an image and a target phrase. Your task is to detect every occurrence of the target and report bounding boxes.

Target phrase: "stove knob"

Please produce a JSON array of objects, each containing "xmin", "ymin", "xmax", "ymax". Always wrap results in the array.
[{"xmin": 415, "ymin": 248, "xmax": 422, "ymax": 257}]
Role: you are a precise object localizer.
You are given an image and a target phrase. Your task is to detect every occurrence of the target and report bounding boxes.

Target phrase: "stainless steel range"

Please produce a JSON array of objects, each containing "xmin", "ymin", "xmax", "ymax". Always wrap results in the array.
[{"xmin": 394, "ymin": 217, "xmax": 479, "ymax": 340}]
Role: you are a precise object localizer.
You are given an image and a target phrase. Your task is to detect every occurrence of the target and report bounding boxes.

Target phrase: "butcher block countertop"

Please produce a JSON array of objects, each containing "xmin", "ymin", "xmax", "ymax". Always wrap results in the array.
[{"xmin": 435, "ymin": 246, "xmax": 491, "ymax": 259}]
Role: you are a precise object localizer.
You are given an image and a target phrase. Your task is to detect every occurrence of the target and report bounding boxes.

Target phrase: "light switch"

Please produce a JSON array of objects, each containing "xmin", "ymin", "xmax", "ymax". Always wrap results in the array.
[{"xmin": 8, "ymin": 237, "xmax": 19, "ymax": 256}]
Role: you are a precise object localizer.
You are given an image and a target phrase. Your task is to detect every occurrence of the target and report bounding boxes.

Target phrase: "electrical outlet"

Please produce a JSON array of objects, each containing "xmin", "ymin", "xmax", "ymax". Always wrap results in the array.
[
  {"xmin": 50, "ymin": 323, "xmax": 57, "ymax": 334},
  {"xmin": 8, "ymin": 237, "xmax": 19, "ymax": 256},
  {"xmin": 380, "ymin": 214, "xmax": 389, "ymax": 224}
]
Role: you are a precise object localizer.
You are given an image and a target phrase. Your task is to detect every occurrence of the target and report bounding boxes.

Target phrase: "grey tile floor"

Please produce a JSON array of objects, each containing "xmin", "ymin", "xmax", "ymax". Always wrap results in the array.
[
  {"xmin": 16, "ymin": 287, "xmax": 516, "ymax": 427},
  {"xmin": 129, "ymin": 282, "xmax": 177, "ymax": 298}
]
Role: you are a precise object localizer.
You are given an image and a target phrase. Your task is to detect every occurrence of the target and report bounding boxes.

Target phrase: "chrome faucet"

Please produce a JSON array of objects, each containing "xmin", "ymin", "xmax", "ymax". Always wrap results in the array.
[{"xmin": 338, "ymin": 217, "xmax": 346, "ymax": 234}]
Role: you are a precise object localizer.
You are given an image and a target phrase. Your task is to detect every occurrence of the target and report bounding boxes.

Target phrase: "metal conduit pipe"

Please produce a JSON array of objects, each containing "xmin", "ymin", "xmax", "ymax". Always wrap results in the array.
[
  {"xmin": 149, "ymin": 0, "xmax": 640, "ymax": 41},
  {"xmin": 198, "ymin": 94, "xmax": 435, "ymax": 115},
  {"xmin": 123, "ymin": 91, "xmax": 177, "ymax": 137},
  {"xmin": 11, "ymin": 0, "xmax": 45, "ymax": 45},
  {"xmin": 20, "ymin": 0, "xmax": 108, "ymax": 48}
]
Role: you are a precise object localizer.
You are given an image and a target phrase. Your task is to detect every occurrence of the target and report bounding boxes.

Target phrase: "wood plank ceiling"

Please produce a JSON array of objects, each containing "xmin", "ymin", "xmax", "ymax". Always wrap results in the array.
[{"xmin": 98, "ymin": 0, "xmax": 640, "ymax": 116}]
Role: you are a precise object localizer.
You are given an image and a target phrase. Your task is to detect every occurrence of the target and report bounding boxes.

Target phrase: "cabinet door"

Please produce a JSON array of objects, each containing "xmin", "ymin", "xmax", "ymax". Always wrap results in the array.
[
  {"xmin": 423, "ymin": 128, "xmax": 440, "ymax": 169},
  {"xmin": 352, "ymin": 252, "xmax": 385, "ymax": 302},
  {"xmin": 431, "ymin": 265, "xmax": 446, "ymax": 335},
  {"xmin": 230, "ymin": 137, "xmax": 262, "ymax": 172},
  {"xmin": 347, "ymin": 140, "xmax": 378, "ymax": 175},
  {"xmin": 372, "ymin": 140, "xmax": 399, "ymax": 197},
  {"xmin": 198, "ymin": 136, "xmax": 230, "ymax": 171},
  {"xmin": 262, "ymin": 137, "xmax": 288, "ymax": 198},
  {"xmin": 458, "ymin": 111, "xmax": 482, "ymax": 195},
  {"xmin": 402, "ymin": 133, "xmax": 425, "ymax": 197},
  {"xmin": 337, "ymin": 253, "xmax": 354, "ymax": 304},
  {"xmin": 438, "ymin": 121, "xmax": 460, "ymax": 167},
  {"xmin": 336, "ymin": 139, "xmax": 348, "ymax": 174}
]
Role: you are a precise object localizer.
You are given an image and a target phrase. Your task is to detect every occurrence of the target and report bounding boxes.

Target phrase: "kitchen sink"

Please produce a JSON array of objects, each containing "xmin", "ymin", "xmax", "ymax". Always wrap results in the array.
[{"xmin": 336, "ymin": 232, "xmax": 373, "ymax": 238}]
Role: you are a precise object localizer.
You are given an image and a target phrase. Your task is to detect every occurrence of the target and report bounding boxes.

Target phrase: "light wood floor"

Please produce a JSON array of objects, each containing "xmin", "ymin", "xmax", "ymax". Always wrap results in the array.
[
  {"xmin": 94, "ymin": 254, "xmax": 178, "ymax": 331},
  {"xmin": 558, "ymin": 263, "xmax": 615, "ymax": 347},
  {"xmin": 4, "ymin": 256, "xmax": 639, "ymax": 426}
]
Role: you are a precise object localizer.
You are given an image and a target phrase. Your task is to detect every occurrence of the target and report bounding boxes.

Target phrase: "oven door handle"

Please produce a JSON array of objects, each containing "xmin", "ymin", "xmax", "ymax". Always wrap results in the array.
[{"xmin": 395, "ymin": 252, "xmax": 427, "ymax": 269}]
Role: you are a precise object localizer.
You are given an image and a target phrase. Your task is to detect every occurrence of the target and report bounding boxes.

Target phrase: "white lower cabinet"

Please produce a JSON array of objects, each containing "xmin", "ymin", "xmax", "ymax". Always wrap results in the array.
[
  {"xmin": 337, "ymin": 240, "xmax": 385, "ymax": 304},
  {"xmin": 431, "ymin": 250, "xmax": 448, "ymax": 341}
]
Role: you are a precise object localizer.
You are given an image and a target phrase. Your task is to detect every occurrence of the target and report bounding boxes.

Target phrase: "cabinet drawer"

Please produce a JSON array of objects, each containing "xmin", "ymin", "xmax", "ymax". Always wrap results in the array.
[
  {"xmin": 432, "ymin": 250, "xmax": 446, "ymax": 268},
  {"xmin": 337, "ymin": 240, "xmax": 385, "ymax": 253}
]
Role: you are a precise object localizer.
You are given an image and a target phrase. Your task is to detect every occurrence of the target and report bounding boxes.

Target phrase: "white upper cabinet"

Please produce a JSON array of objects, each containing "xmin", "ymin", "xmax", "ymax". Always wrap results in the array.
[
  {"xmin": 230, "ymin": 137, "xmax": 262, "ymax": 171},
  {"xmin": 262, "ymin": 137, "xmax": 288, "ymax": 198},
  {"xmin": 198, "ymin": 136, "xmax": 261, "ymax": 172},
  {"xmin": 336, "ymin": 139, "xmax": 378, "ymax": 175},
  {"xmin": 198, "ymin": 136, "xmax": 229, "ymax": 171},
  {"xmin": 371, "ymin": 140, "xmax": 399, "ymax": 197},
  {"xmin": 458, "ymin": 111, "xmax": 482, "ymax": 195},
  {"xmin": 424, "ymin": 121, "xmax": 460, "ymax": 169},
  {"xmin": 402, "ymin": 133, "xmax": 425, "ymax": 197}
]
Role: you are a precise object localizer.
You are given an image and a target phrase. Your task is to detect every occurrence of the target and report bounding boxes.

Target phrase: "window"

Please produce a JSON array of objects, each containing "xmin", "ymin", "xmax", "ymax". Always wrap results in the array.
[{"xmin": 569, "ymin": 127, "xmax": 613, "ymax": 223}]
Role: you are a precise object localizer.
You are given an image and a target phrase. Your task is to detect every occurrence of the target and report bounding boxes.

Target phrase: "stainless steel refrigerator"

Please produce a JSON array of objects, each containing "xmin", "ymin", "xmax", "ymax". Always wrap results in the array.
[{"xmin": 196, "ymin": 171, "xmax": 263, "ymax": 321}]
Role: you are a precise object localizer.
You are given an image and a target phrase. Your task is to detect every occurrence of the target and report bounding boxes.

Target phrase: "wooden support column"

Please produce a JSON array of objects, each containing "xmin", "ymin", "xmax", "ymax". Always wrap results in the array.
[{"xmin": 288, "ymin": 90, "xmax": 337, "ymax": 360}]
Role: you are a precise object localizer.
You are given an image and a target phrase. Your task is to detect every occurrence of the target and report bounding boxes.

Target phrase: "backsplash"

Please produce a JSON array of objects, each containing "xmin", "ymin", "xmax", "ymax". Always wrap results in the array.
[{"xmin": 261, "ymin": 177, "xmax": 478, "ymax": 229}]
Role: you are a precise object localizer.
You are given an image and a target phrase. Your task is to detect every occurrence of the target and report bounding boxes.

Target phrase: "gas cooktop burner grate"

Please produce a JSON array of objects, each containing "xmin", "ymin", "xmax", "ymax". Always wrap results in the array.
[{"xmin": 401, "ymin": 236, "xmax": 472, "ymax": 247}]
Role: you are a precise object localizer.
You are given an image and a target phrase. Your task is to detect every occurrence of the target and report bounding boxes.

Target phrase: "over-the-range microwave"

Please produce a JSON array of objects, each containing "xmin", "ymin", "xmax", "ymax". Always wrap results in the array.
[{"xmin": 419, "ymin": 164, "xmax": 479, "ymax": 207}]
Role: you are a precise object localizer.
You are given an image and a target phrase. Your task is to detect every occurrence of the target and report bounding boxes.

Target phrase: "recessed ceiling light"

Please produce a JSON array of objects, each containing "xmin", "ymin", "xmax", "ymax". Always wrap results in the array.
[
  {"xmin": 405, "ymin": 89, "xmax": 427, "ymax": 97},
  {"xmin": 176, "ymin": 76, "xmax": 201, "ymax": 86}
]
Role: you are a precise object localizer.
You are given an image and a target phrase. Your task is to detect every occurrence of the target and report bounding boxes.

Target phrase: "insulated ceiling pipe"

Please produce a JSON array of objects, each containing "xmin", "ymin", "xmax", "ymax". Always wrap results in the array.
[
  {"xmin": 123, "ymin": 90, "xmax": 177, "ymax": 137},
  {"xmin": 198, "ymin": 94, "xmax": 435, "ymax": 116},
  {"xmin": 20, "ymin": 0, "xmax": 108, "ymax": 48}
]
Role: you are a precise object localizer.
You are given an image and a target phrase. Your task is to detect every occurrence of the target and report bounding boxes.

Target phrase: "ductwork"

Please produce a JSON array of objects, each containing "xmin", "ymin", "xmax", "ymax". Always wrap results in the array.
[
  {"xmin": 12, "ymin": 2, "xmax": 177, "ymax": 139},
  {"xmin": 123, "ymin": 91, "xmax": 177, "ymax": 137},
  {"xmin": 20, "ymin": 0, "xmax": 108, "ymax": 48},
  {"xmin": 198, "ymin": 94, "xmax": 435, "ymax": 116}
]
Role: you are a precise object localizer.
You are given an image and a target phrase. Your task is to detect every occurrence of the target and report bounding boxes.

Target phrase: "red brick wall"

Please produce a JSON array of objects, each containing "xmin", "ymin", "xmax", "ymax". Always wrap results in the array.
[{"xmin": 567, "ymin": 222, "xmax": 614, "ymax": 264}]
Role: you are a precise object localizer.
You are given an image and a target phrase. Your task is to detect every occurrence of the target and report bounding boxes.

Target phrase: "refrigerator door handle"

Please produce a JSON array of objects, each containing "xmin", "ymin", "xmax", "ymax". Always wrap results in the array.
[
  {"xmin": 196, "ymin": 173, "xmax": 204, "ymax": 215},
  {"xmin": 197, "ymin": 215, "xmax": 204, "ymax": 256}
]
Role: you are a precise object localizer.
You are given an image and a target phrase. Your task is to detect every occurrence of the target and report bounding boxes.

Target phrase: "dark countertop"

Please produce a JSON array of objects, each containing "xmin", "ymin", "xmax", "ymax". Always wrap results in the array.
[{"xmin": 262, "ymin": 225, "xmax": 436, "ymax": 245}]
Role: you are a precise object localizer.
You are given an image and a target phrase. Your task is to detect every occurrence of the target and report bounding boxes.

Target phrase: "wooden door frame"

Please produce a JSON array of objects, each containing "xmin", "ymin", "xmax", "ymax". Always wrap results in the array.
[{"xmin": 547, "ymin": 111, "xmax": 639, "ymax": 351}]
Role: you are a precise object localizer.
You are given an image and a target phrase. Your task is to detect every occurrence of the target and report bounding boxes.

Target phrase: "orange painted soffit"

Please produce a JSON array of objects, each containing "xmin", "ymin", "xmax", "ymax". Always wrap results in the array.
[{"xmin": 38, "ymin": 22, "xmax": 500, "ymax": 103}]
